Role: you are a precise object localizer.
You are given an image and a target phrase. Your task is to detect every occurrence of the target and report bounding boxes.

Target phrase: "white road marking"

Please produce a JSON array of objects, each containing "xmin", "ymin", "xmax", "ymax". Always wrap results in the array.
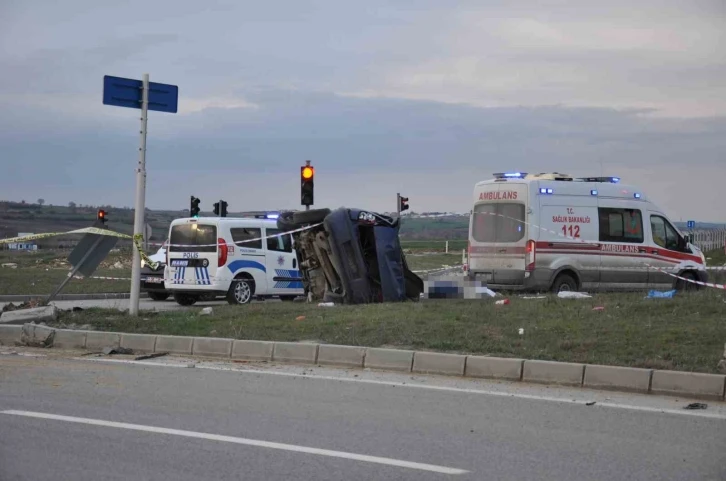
[
  {"xmin": 78, "ymin": 357, "xmax": 726, "ymax": 420},
  {"xmin": 1, "ymin": 410, "xmax": 468, "ymax": 475}
]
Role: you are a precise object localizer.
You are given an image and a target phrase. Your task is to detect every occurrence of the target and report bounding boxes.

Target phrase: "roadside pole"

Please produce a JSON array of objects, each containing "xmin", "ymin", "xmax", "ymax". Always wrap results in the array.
[{"xmin": 129, "ymin": 73, "xmax": 149, "ymax": 316}]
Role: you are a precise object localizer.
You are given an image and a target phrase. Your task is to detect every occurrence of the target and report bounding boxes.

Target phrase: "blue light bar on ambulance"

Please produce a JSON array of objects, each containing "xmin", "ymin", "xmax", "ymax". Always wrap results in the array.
[
  {"xmin": 591, "ymin": 190, "xmax": 598, "ymax": 196},
  {"xmin": 539, "ymin": 188, "xmax": 553, "ymax": 194},
  {"xmin": 494, "ymin": 172, "xmax": 527, "ymax": 179},
  {"xmin": 633, "ymin": 193, "xmax": 641, "ymax": 199}
]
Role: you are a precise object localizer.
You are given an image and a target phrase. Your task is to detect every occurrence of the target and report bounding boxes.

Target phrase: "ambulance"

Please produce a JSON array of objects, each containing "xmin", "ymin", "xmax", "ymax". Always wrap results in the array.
[
  {"xmin": 466, "ymin": 172, "xmax": 707, "ymax": 292},
  {"xmin": 164, "ymin": 213, "xmax": 304, "ymax": 305}
]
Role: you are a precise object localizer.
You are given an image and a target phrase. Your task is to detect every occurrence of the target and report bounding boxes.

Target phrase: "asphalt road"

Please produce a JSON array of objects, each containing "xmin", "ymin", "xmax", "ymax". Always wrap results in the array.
[{"xmin": 1, "ymin": 350, "xmax": 724, "ymax": 480}]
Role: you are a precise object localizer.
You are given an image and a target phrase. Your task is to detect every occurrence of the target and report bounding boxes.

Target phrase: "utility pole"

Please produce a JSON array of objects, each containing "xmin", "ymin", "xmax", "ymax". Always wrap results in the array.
[{"xmin": 129, "ymin": 73, "xmax": 149, "ymax": 317}]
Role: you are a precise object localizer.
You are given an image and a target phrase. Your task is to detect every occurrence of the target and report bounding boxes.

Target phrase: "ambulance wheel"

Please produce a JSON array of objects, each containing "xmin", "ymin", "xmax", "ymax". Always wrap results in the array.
[
  {"xmin": 173, "ymin": 293, "xmax": 199, "ymax": 306},
  {"xmin": 292, "ymin": 208, "xmax": 331, "ymax": 225},
  {"xmin": 227, "ymin": 277, "xmax": 255, "ymax": 305},
  {"xmin": 551, "ymin": 273, "xmax": 578, "ymax": 293},
  {"xmin": 148, "ymin": 291, "xmax": 170, "ymax": 301}
]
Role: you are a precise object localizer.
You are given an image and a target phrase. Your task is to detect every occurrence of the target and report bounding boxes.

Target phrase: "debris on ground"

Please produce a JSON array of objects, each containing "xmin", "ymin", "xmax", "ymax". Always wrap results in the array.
[
  {"xmin": 646, "ymin": 289, "xmax": 677, "ymax": 299},
  {"xmin": 1, "ymin": 263, "xmax": 18, "ymax": 269},
  {"xmin": 586, "ymin": 401, "xmax": 596, "ymax": 406},
  {"xmin": 200, "ymin": 307, "xmax": 214, "ymax": 316},
  {"xmin": 295, "ymin": 315, "xmax": 306, "ymax": 321},
  {"xmin": 102, "ymin": 346, "xmax": 134, "ymax": 355},
  {"xmin": 1, "ymin": 299, "xmax": 48, "ymax": 313},
  {"xmin": 557, "ymin": 291, "xmax": 592, "ymax": 299},
  {"xmin": 495, "ymin": 299, "xmax": 510, "ymax": 305},
  {"xmin": 134, "ymin": 352, "xmax": 168, "ymax": 361},
  {"xmin": 683, "ymin": 402, "xmax": 707, "ymax": 410},
  {"xmin": 318, "ymin": 302, "xmax": 335, "ymax": 307},
  {"xmin": 592, "ymin": 306, "xmax": 605, "ymax": 311}
]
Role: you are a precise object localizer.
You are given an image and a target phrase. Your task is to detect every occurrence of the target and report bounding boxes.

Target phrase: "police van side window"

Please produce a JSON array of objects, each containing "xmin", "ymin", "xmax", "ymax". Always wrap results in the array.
[
  {"xmin": 598, "ymin": 208, "xmax": 643, "ymax": 243},
  {"xmin": 650, "ymin": 216, "xmax": 679, "ymax": 251},
  {"xmin": 266, "ymin": 229, "xmax": 293, "ymax": 253},
  {"xmin": 230, "ymin": 228, "xmax": 262, "ymax": 250}
]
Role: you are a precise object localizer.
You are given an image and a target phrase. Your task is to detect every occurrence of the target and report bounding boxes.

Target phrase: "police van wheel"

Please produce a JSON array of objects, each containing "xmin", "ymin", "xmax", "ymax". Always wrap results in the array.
[
  {"xmin": 551, "ymin": 273, "xmax": 577, "ymax": 293},
  {"xmin": 228, "ymin": 278, "xmax": 254, "ymax": 305},
  {"xmin": 148, "ymin": 292, "xmax": 170, "ymax": 302},
  {"xmin": 173, "ymin": 293, "xmax": 198, "ymax": 306}
]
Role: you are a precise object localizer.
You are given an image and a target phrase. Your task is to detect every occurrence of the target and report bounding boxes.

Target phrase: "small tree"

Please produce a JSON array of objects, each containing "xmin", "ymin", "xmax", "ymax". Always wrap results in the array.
[{"xmin": 37, "ymin": 198, "xmax": 45, "ymax": 206}]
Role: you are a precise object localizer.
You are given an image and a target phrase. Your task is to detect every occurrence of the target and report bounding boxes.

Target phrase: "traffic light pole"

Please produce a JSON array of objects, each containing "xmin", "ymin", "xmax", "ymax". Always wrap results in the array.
[
  {"xmin": 129, "ymin": 73, "xmax": 149, "ymax": 316},
  {"xmin": 396, "ymin": 193, "xmax": 401, "ymax": 218}
]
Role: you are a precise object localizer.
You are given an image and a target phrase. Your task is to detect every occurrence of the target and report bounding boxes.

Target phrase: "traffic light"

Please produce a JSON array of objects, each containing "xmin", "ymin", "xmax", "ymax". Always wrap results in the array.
[
  {"xmin": 213, "ymin": 200, "xmax": 229, "ymax": 217},
  {"xmin": 190, "ymin": 196, "xmax": 201, "ymax": 217},
  {"xmin": 301, "ymin": 161, "xmax": 314, "ymax": 206},
  {"xmin": 397, "ymin": 193, "xmax": 409, "ymax": 214},
  {"xmin": 97, "ymin": 209, "xmax": 108, "ymax": 226}
]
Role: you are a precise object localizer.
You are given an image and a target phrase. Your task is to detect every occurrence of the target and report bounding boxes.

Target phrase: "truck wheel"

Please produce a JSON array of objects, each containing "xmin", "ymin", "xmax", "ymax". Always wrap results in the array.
[
  {"xmin": 173, "ymin": 293, "xmax": 198, "ymax": 306},
  {"xmin": 292, "ymin": 208, "xmax": 331, "ymax": 225},
  {"xmin": 148, "ymin": 292, "xmax": 170, "ymax": 301},
  {"xmin": 675, "ymin": 271, "xmax": 699, "ymax": 291},
  {"xmin": 551, "ymin": 273, "xmax": 578, "ymax": 293}
]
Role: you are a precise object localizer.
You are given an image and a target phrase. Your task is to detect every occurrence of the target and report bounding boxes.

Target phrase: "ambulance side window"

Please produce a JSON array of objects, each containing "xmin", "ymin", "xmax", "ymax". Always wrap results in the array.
[
  {"xmin": 650, "ymin": 216, "xmax": 679, "ymax": 251},
  {"xmin": 266, "ymin": 229, "xmax": 293, "ymax": 253},
  {"xmin": 598, "ymin": 208, "xmax": 643, "ymax": 243},
  {"xmin": 230, "ymin": 228, "xmax": 262, "ymax": 250}
]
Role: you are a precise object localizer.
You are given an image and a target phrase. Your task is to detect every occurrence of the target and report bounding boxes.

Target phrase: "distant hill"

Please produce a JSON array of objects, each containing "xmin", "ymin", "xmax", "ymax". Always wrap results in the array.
[
  {"xmin": 2, "ymin": 200, "xmax": 721, "ymax": 246},
  {"xmin": 0, "ymin": 201, "xmax": 470, "ymax": 244}
]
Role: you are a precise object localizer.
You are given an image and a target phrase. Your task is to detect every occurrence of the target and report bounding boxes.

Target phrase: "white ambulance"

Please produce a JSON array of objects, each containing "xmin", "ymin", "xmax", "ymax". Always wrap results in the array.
[
  {"xmin": 466, "ymin": 172, "xmax": 707, "ymax": 292},
  {"xmin": 164, "ymin": 213, "xmax": 304, "ymax": 305}
]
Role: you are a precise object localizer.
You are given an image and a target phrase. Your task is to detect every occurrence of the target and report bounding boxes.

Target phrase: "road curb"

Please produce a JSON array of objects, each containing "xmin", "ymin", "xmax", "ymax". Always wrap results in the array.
[
  {"xmin": 5, "ymin": 325, "xmax": 725, "ymax": 402},
  {"xmin": 0, "ymin": 293, "xmax": 148, "ymax": 302}
]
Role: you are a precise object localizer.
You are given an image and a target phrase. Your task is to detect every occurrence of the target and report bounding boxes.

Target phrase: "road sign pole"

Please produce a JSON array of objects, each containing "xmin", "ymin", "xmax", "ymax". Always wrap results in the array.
[{"xmin": 129, "ymin": 73, "xmax": 149, "ymax": 316}]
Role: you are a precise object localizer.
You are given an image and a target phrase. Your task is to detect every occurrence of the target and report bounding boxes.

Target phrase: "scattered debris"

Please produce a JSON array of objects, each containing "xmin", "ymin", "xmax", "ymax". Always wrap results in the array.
[
  {"xmin": 592, "ymin": 306, "xmax": 605, "ymax": 311},
  {"xmin": 646, "ymin": 289, "xmax": 677, "ymax": 299},
  {"xmin": 557, "ymin": 291, "xmax": 592, "ymax": 299},
  {"xmin": 200, "ymin": 307, "xmax": 214, "ymax": 316},
  {"xmin": 318, "ymin": 302, "xmax": 335, "ymax": 307},
  {"xmin": 684, "ymin": 402, "xmax": 707, "ymax": 410},
  {"xmin": 518, "ymin": 328, "xmax": 524, "ymax": 336},
  {"xmin": 134, "ymin": 352, "xmax": 168, "ymax": 361},
  {"xmin": 1, "ymin": 263, "xmax": 18, "ymax": 269},
  {"xmin": 495, "ymin": 299, "xmax": 510, "ymax": 305},
  {"xmin": 586, "ymin": 401, "xmax": 596, "ymax": 406},
  {"xmin": 102, "ymin": 346, "xmax": 134, "ymax": 356},
  {"xmin": 0, "ymin": 350, "xmax": 18, "ymax": 355},
  {"xmin": 295, "ymin": 315, "xmax": 306, "ymax": 321}
]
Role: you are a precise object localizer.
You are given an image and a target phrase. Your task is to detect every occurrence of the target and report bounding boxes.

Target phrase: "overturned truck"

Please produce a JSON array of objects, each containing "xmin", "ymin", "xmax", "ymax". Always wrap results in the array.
[{"xmin": 277, "ymin": 207, "xmax": 423, "ymax": 304}]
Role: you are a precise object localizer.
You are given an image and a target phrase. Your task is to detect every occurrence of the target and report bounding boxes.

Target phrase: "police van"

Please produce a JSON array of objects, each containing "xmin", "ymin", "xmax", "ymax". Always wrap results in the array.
[
  {"xmin": 164, "ymin": 213, "xmax": 304, "ymax": 305},
  {"xmin": 466, "ymin": 172, "xmax": 708, "ymax": 292}
]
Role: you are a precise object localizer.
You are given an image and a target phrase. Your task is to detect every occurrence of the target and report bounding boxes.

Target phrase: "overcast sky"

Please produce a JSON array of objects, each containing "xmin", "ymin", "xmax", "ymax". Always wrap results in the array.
[{"xmin": 1, "ymin": 0, "xmax": 724, "ymax": 221}]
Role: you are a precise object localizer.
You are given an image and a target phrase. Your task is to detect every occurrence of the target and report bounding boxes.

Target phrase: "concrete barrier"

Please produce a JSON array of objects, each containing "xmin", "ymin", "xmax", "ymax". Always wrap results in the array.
[
  {"xmin": 154, "ymin": 335, "xmax": 193, "ymax": 355},
  {"xmin": 192, "ymin": 337, "xmax": 233, "ymax": 358},
  {"xmin": 583, "ymin": 365, "xmax": 652, "ymax": 393},
  {"xmin": 0, "ymin": 306, "xmax": 58, "ymax": 325},
  {"xmin": 53, "ymin": 329, "xmax": 87, "ymax": 349},
  {"xmin": 365, "ymin": 348, "xmax": 414, "ymax": 372},
  {"xmin": 413, "ymin": 351, "xmax": 466, "ymax": 376},
  {"xmin": 317, "ymin": 344, "xmax": 366, "ymax": 368},
  {"xmin": 85, "ymin": 331, "xmax": 121, "ymax": 351},
  {"xmin": 232, "ymin": 340, "xmax": 274, "ymax": 361},
  {"xmin": 523, "ymin": 360, "xmax": 585, "ymax": 386},
  {"xmin": 20, "ymin": 324, "xmax": 55, "ymax": 347},
  {"xmin": 465, "ymin": 356, "xmax": 524, "ymax": 381},
  {"xmin": 0, "ymin": 325, "xmax": 22, "ymax": 345},
  {"xmin": 651, "ymin": 370, "xmax": 726, "ymax": 400},
  {"xmin": 273, "ymin": 342, "xmax": 318, "ymax": 364},
  {"xmin": 120, "ymin": 334, "xmax": 157, "ymax": 353}
]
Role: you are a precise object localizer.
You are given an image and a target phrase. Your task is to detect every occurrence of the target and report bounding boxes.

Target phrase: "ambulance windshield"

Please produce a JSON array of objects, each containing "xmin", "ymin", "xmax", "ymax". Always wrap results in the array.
[
  {"xmin": 169, "ymin": 223, "xmax": 217, "ymax": 253},
  {"xmin": 472, "ymin": 203, "xmax": 525, "ymax": 243}
]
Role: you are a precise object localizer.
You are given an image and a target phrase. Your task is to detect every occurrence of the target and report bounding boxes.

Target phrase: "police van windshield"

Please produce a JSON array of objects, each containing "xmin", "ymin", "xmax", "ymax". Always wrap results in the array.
[
  {"xmin": 169, "ymin": 224, "xmax": 217, "ymax": 253},
  {"xmin": 472, "ymin": 203, "xmax": 525, "ymax": 243}
]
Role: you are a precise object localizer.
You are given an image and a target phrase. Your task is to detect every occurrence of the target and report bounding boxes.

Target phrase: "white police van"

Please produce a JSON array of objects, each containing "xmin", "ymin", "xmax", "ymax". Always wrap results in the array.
[
  {"xmin": 466, "ymin": 172, "xmax": 708, "ymax": 292},
  {"xmin": 164, "ymin": 213, "xmax": 304, "ymax": 305}
]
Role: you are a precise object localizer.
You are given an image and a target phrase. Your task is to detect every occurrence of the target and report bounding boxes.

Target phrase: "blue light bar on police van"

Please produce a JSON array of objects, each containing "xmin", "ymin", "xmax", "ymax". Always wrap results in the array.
[
  {"xmin": 591, "ymin": 190, "xmax": 598, "ymax": 196},
  {"xmin": 266, "ymin": 213, "xmax": 280, "ymax": 219},
  {"xmin": 611, "ymin": 177, "xmax": 620, "ymax": 183},
  {"xmin": 539, "ymin": 188, "xmax": 553, "ymax": 195},
  {"xmin": 633, "ymin": 193, "xmax": 641, "ymax": 199}
]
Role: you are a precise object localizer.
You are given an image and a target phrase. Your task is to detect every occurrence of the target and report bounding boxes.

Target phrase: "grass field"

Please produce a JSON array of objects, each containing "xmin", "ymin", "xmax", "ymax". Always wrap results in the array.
[
  {"xmin": 0, "ymin": 250, "xmax": 463, "ymax": 295},
  {"xmin": 50, "ymin": 290, "xmax": 726, "ymax": 374}
]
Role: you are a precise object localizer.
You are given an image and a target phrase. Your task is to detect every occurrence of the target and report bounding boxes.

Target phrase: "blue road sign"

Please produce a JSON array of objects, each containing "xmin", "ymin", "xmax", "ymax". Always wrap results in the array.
[
  {"xmin": 687, "ymin": 220, "xmax": 696, "ymax": 229},
  {"xmin": 103, "ymin": 75, "xmax": 178, "ymax": 113}
]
